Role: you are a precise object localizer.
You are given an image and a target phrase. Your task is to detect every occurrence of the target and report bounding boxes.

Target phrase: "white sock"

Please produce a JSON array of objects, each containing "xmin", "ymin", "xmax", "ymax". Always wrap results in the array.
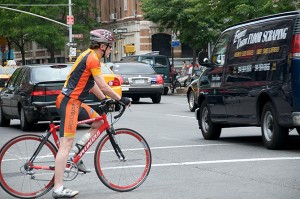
[{"xmin": 54, "ymin": 185, "xmax": 63, "ymax": 193}]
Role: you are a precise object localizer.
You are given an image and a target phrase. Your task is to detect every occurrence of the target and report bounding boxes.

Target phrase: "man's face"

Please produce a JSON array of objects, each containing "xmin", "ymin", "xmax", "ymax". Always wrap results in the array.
[{"xmin": 101, "ymin": 43, "xmax": 112, "ymax": 58}]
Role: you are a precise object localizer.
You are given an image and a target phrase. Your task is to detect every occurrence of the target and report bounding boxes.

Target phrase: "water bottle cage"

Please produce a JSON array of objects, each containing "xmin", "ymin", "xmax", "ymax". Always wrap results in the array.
[{"xmin": 75, "ymin": 143, "xmax": 84, "ymax": 153}]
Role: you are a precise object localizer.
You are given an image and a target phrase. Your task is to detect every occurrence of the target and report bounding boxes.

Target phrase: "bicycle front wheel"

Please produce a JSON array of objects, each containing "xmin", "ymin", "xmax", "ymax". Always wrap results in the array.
[
  {"xmin": 0, "ymin": 134, "xmax": 57, "ymax": 199},
  {"xmin": 94, "ymin": 128, "xmax": 152, "ymax": 192}
]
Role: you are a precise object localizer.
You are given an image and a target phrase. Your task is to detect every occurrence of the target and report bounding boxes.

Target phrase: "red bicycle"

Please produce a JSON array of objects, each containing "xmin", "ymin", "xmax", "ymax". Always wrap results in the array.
[{"xmin": 0, "ymin": 99, "xmax": 152, "ymax": 198}]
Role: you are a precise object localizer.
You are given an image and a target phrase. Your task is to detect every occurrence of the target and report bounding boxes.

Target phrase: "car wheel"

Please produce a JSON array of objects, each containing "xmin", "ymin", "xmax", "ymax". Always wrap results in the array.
[
  {"xmin": 132, "ymin": 97, "xmax": 140, "ymax": 102},
  {"xmin": 261, "ymin": 102, "xmax": 288, "ymax": 149},
  {"xmin": 175, "ymin": 81, "xmax": 181, "ymax": 88},
  {"xmin": 199, "ymin": 101, "xmax": 221, "ymax": 140},
  {"xmin": 20, "ymin": 107, "xmax": 33, "ymax": 131},
  {"xmin": 188, "ymin": 91, "xmax": 197, "ymax": 112},
  {"xmin": 0, "ymin": 105, "xmax": 10, "ymax": 127},
  {"xmin": 151, "ymin": 95, "xmax": 161, "ymax": 104},
  {"xmin": 163, "ymin": 87, "xmax": 169, "ymax": 95}
]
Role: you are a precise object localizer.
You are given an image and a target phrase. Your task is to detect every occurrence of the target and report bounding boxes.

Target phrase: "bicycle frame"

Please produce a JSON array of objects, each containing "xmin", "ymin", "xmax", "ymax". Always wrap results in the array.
[{"xmin": 29, "ymin": 112, "xmax": 111, "ymax": 171}]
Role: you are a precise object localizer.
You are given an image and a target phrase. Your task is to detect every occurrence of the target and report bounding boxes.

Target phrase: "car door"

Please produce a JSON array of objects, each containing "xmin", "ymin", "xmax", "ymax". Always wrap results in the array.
[
  {"xmin": 10, "ymin": 68, "xmax": 27, "ymax": 116},
  {"xmin": 0, "ymin": 68, "xmax": 22, "ymax": 116},
  {"xmin": 206, "ymin": 31, "xmax": 232, "ymax": 121}
]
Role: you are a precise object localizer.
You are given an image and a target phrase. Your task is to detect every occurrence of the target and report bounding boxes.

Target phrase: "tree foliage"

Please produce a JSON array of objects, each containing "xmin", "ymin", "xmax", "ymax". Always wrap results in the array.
[
  {"xmin": 141, "ymin": 0, "xmax": 296, "ymax": 61},
  {"xmin": 0, "ymin": 0, "xmax": 96, "ymax": 64}
]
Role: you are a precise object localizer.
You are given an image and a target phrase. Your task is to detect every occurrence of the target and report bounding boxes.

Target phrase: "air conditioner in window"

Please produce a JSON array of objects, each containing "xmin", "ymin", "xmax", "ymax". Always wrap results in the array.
[{"xmin": 110, "ymin": 13, "xmax": 117, "ymax": 20}]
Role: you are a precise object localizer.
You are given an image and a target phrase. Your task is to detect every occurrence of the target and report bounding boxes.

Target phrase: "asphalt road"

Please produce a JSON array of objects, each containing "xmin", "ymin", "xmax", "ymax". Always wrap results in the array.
[{"xmin": 0, "ymin": 94, "xmax": 300, "ymax": 199}]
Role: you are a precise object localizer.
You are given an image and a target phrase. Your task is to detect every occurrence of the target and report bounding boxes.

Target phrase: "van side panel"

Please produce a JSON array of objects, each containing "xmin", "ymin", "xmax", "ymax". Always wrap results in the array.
[
  {"xmin": 291, "ymin": 59, "xmax": 300, "ymax": 111},
  {"xmin": 224, "ymin": 17, "xmax": 295, "ymax": 125}
]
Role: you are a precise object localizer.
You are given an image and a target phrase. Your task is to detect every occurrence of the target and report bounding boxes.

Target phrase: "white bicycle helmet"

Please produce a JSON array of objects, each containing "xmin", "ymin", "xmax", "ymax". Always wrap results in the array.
[{"xmin": 90, "ymin": 29, "xmax": 114, "ymax": 44}]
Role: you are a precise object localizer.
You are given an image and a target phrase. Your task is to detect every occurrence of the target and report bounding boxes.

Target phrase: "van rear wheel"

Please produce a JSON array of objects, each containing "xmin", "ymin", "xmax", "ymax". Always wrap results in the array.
[
  {"xmin": 261, "ymin": 102, "xmax": 288, "ymax": 149},
  {"xmin": 199, "ymin": 101, "xmax": 221, "ymax": 140}
]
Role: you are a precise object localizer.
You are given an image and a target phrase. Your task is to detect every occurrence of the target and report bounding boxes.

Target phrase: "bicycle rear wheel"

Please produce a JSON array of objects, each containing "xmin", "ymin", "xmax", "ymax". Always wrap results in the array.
[
  {"xmin": 94, "ymin": 128, "xmax": 152, "ymax": 192},
  {"xmin": 0, "ymin": 134, "xmax": 57, "ymax": 198}
]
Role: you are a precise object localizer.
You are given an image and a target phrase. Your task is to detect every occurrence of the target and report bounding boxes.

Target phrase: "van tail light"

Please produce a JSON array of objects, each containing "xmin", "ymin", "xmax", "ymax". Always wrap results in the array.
[
  {"xmin": 156, "ymin": 75, "xmax": 164, "ymax": 84},
  {"xmin": 108, "ymin": 77, "xmax": 121, "ymax": 86},
  {"xmin": 291, "ymin": 34, "xmax": 300, "ymax": 57}
]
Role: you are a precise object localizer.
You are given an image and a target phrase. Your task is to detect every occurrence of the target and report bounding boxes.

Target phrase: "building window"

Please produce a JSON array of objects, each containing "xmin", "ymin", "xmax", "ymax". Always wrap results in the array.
[{"xmin": 124, "ymin": 0, "xmax": 128, "ymax": 11}]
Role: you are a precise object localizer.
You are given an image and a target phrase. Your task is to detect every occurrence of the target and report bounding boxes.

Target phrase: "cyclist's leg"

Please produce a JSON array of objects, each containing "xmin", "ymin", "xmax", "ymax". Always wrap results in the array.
[
  {"xmin": 72, "ymin": 103, "xmax": 103, "ymax": 173},
  {"xmin": 78, "ymin": 103, "xmax": 103, "ymax": 137},
  {"xmin": 54, "ymin": 94, "xmax": 80, "ymax": 194}
]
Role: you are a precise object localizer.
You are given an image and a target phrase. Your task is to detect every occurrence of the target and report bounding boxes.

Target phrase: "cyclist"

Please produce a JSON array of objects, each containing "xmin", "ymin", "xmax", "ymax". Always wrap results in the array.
[{"xmin": 53, "ymin": 29, "xmax": 131, "ymax": 198}]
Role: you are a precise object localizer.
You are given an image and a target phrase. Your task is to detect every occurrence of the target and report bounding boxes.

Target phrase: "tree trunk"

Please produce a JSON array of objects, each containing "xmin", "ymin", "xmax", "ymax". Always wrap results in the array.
[{"xmin": 50, "ymin": 50, "xmax": 55, "ymax": 63}]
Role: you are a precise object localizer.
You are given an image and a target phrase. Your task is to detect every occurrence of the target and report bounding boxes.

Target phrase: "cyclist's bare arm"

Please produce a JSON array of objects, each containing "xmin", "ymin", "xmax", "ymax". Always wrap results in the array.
[
  {"xmin": 94, "ymin": 74, "xmax": 121, "ymax": 101},
  {"xmin": 90, "ymin": 84, "xmax": 106, "ymax": 100}
]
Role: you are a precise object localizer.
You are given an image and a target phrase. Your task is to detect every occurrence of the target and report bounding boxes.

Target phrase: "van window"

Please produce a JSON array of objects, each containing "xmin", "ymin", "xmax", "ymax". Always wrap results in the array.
[
  {"xmin": 211, "ymin": 32, "xmax": 231, "ymax": 66},
  {"xmin": 154, "ymin": 57, "xmax": 168, "ymax": 67}
]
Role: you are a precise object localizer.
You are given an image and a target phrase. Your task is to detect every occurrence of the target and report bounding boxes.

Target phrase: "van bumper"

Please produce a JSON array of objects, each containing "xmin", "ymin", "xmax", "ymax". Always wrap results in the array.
[{"xmin": 292, "ymin": 112, "xmax": 300, "ymax": 125}]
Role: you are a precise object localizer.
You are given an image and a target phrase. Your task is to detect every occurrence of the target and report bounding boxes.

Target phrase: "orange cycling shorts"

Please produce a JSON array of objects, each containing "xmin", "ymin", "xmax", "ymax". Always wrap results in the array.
[{"xmin": 56, "ymin": 93, "xmax": 99, "ymax": 138}]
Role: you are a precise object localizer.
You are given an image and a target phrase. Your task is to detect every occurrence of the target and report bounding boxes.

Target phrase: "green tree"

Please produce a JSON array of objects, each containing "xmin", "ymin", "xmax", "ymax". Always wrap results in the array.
[
  {"xmin": 141, "ymin": 0, "xmax": 296, "ymax": 64},
  {"xmin": 0, "ymin": 0, "xmax": 97, "ymax": 64}
]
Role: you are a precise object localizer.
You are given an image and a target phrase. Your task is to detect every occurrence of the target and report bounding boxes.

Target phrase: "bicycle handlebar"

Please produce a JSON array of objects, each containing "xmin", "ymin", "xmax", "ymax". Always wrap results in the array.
[{"xmin": 99, "ymin": 99, "xmax": 126, "ymax": 119}]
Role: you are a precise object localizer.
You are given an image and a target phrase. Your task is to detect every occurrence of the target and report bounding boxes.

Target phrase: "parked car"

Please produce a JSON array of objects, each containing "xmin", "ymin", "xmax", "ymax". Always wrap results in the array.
[
  {"xmin": 0, "ymin": 66, "xmax": 9, "ymax": 90},
  {"xmin": 0, "ymin": 63, "xmax": 121, "ymax": 131},
  {"xmin": 186, "ymin": 67, "xmax": 208, "ymax": 111},
  {"xmin": 195, "ymin": 11, "xmax": 300, "ymax": 149},
  {"xmin": 120, "ymin": 54, "xmax": 171, "ymax": 95},
  {"xmin": 110, "ymin": 62, "xmax": 164, "ymax": 103}
]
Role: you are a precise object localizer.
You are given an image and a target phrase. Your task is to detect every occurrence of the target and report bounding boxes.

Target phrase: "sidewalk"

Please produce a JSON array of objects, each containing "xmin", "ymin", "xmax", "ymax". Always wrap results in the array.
[{"xmin": 170, "ymin": 87, "xmax": 187, "ymax": 95}]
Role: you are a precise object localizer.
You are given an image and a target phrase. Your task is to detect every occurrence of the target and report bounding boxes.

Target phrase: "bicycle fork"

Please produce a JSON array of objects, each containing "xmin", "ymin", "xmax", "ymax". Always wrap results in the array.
[{"xmin": 106, "ymin": 128, "xmax": 125, "ymax": 161}]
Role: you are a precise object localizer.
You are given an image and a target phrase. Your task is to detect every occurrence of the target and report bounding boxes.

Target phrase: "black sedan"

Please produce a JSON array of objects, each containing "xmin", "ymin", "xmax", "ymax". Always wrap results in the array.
[
  {"xmin": 186, "ymin": 67, "xmax": 208, "ymax": 111},
  {"xmin": 110, "ymin": 62, "xmax": 164, "ymax": 103},
  {"xmin": 0, "ymin": 64, "xmax": 102, "ymax": 131}
]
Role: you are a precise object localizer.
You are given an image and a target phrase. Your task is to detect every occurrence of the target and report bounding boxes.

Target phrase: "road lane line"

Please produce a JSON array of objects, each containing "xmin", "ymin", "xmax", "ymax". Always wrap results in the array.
[
  {"xmin": 165, "ymin": 114, "xmax": 195, "ymax": 119},
  {"xmin": 150, "ymin": 144, "xmax": 230, "ymax": 150},
  {"xmin": 152, "ymin": 157, "xmax": 300, "ymax": 167}
]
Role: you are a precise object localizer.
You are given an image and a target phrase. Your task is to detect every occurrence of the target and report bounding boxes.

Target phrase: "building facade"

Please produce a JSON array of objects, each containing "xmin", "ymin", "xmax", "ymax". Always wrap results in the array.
[{"xmin": 10, "ymin": 0, "xmax": 193, "ymax": 65}]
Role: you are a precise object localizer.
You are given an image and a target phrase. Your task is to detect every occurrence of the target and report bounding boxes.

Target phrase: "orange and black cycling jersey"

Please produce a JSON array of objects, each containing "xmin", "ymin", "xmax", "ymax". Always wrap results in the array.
[{"xmin": 62, "ymin": 49, "xmax": 102, "ymax": 101}]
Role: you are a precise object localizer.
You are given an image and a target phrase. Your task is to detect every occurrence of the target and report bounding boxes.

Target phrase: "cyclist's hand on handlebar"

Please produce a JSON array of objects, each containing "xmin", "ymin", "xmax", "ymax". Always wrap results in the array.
[{"xmin": 119, "ymin": 96, "xmax": 131, "ymax": 107}]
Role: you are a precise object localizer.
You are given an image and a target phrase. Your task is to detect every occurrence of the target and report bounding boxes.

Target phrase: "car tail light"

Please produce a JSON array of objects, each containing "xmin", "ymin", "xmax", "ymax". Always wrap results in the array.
[
  {"xmin": 156, "ymin": 75, "xmax": 164, "ymax": 84},
  {"xmin": 116, "ymin": 75, "xmax": 124, "ymax": 84},
  {"xmin": 108, "ymin": 77, "xmax": 121, "ymax": 86},
  {"xmin": 31, "ymin": 89, "xmax": 61, "ymax": 96},
  {"xmin": 291, "ymin": 34, "xmax": 300, "ymax": 57}
]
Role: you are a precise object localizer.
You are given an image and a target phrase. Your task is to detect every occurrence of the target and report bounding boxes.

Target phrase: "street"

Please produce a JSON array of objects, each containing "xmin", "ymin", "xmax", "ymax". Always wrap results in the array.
[{"xmin": 0, "ymin": 94, "xmax": 300, "ymax": 199}]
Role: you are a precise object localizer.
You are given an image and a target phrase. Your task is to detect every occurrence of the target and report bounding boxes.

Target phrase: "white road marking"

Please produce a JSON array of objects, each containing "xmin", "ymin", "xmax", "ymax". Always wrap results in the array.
[
  {"xmin": 152, "ymin": 157, "xmax": 300, "ymax": 167},
  {"xmin": 165, "ymin": 114, "xmax": 195, "ymax": 119}
]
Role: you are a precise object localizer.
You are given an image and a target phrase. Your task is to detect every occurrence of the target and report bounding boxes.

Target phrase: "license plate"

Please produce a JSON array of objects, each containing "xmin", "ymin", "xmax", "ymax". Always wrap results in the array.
[
  {"xmin": 135, "ymin": 79, "xmax": 145, "ymax": 84},
  {"xmin": 122, "ymin": 87, "xmax": 129, "ymax": 91}
]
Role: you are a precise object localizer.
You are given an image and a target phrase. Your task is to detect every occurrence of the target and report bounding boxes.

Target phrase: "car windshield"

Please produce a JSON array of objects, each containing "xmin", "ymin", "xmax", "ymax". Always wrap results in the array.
[
  {"xmin": 4, "ymin": 67, "xmax": 17, "ymax": 74},
  {"xmin": 113, "ymin": 63, "xmax": 155, "ymax": 74},
  {"xmin": 0, "ymin": 67, "xmax": 7, "ymax": 75},
  {"xmin": 102, "ymin": 64, "xmax": 113, "ymax": 74},
  {"xmin": 32, "ymin": 65, "xmax": 72, "ymax": 82}
]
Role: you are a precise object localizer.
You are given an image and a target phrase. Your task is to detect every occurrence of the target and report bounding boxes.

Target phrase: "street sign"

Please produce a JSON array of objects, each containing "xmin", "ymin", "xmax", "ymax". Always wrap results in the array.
[
  {"xmin": 72, "ymin": 34, "xmax": 83, "ymax": 39},
  {"xmin": 67, "ymin": 15, "xmax": 74, "ymax": 25},
  {"xmin": 113, "ymin": 28, "xmax": 128, "ymax": 34},
  {"xmin": 171, "ymin": 40, "xmax": 180, "ymax": 47},
  {"xmin": 66, "ymin": 42, "xmax": 77, "ymax": 47},
  {"xmin": 69, "ymin": 47, "xmax": 76, "ymax": 57}
]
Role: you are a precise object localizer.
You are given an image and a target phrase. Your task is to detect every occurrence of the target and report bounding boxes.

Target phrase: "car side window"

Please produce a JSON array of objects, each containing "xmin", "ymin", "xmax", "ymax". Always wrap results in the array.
[
  {"xmin": 211, "ymin": 32, "xmax": 232, "ymax": 66},
  {"xmin": 6, "ymin": 68, "xmax": 22, "ymax": 88},
  {"xmin": 14, "ymin": 68, "xmax": 26, "ymax": 87}
]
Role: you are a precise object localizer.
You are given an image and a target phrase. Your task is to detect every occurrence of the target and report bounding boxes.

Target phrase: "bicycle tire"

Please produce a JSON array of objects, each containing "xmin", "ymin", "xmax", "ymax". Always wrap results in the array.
[
  {"xmin": 94, "ymin": 128, "xmax": 152, "ymax": 192},
  {"xmin": 0, "ymin": 134, "xmax": 57, "ymax": 199}
]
